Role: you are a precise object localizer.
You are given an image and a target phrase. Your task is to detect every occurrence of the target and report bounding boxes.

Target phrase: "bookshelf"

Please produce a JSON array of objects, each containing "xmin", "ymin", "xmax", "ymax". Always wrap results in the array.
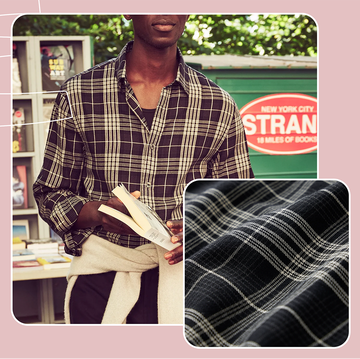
[
  {"xmin": 13, "ymin": 268, "xmax": 69, "ymax": 324},
  {"xmin": 12, "ymin": 36, "xmax": 92, "ymax": 324}
]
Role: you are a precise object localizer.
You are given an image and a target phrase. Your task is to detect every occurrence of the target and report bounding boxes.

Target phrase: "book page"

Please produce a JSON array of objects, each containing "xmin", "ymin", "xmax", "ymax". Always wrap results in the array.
[
  {"xmin": 98, "ymin": 204, "xmax": 146, "ymax": 237},
  {"xmin": 144, "ymin": 227, "xmax": 179, "ymax": 251},
  {"xmin": 112, "ymin": 185, "xmax": 170, "ymax": 236}
]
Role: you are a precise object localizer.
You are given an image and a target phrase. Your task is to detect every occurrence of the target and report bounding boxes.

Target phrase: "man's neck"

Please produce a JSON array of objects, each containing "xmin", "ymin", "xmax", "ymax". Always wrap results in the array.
[{"xmin": 126, "ymin": 41, "xmax": 178, "ymax": 85}]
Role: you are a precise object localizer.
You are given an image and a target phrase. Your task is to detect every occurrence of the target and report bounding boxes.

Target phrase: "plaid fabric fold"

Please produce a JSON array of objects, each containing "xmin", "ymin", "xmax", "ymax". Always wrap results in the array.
[{"xmin": 184, "ymin": 180, "xmax": 349, "ymax": 347}]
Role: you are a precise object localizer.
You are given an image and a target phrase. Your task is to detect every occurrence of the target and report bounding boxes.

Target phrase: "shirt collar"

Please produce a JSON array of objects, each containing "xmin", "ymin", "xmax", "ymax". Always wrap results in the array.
[
  {"xmin": 175, "ymin": 48, "xmax": 191, "ymax": 95},
  {"xmin": 115, "ymin": 41, "xmax": 190, "ymax": 95},
  {"xmin": 115, "ymin": 41, "xmax": 132, "ymax": 88}
]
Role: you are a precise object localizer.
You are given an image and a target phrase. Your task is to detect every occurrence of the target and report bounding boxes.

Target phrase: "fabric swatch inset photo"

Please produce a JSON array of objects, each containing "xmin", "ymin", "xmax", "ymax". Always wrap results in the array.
[{"xmin": 184, "ymin": 180, "xmax": 349, "ymax": 347}]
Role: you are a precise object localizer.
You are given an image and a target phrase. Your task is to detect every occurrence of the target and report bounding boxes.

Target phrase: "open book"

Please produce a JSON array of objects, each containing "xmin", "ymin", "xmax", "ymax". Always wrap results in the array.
[{"xmin": 98, "ymin": 184, "xmax": 180, "ymax": 251}]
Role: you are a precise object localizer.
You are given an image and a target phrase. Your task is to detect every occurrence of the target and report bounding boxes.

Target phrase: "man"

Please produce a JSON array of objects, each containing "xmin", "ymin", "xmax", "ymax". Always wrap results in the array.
[{"xmin": 33, "ymin": 15, "xmax": 254, "ymax": 325}]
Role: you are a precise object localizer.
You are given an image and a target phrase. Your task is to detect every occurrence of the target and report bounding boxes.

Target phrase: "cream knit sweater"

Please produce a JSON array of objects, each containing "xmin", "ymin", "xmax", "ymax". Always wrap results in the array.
[{"xmin": 64, "ymin": 235, "xmax": 183, "ymax": 324}]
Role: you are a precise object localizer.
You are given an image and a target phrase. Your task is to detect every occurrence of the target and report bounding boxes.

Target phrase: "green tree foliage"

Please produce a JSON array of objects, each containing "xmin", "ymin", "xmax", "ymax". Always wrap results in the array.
[
  {"xmin": 182, "ymin": 15, "xmax": 317, "ymax": 57},
  {"xmin": 13, "ymin": 14, "xmax": 317, "ymax": 64}
]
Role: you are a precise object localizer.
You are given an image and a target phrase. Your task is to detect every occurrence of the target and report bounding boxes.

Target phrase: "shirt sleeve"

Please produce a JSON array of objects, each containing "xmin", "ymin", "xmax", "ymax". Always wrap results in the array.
[
  {"xmin": 33, "ymin": 89, "xmax": 92, "ymax": 256},
  {"xmin": 210, "ymin": 99, "xmax": 254, "ymax": 179}
]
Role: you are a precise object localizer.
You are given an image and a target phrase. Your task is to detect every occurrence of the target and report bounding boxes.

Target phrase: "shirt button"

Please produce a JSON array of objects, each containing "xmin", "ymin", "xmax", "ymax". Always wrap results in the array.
[
  {"xmin": 146, "ymin": 182, "xmax": 151, "ymax": 188},
  {"xmin": 150, "ymin": 144, "xmax": 155, "ymax": 150}
]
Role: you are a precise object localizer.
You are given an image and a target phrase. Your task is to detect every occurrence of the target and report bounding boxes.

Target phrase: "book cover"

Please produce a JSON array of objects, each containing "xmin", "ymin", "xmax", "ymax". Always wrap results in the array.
[
  {"xmin": 12, "ymin": 165, "xmax": 28, "ymax": 209},
  {"xmin": 98, "ymin": 184, "xmax": 180, "ymax": 251},
  {"xmin": 12, "ymin": 249, "xmax": 36, "ymax": 262},
  {"xmin": 12, "ymin": 220, "xmax": 29, "ymax": 240},
  {"xmin": 37, "ymin": 255, "xmax": 71, "ymax": 270},
  {"xmin": 12, "ymin": 107, "xmax": 27, "ymax": 153},
  {"xmin": 40, "ymin": 45, "xmax": 75, "ymax": 91},
  {"xmin": 13, "ymin": 260, "xmax": 42, "ymax": 269},
  {"xmin": 12, "ymin": 43, "xmax": 22, "ymax": 93}
]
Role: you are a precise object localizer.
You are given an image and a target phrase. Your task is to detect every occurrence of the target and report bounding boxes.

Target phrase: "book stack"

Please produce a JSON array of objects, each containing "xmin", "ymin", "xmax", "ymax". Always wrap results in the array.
[
  {"xmin": 12, "ymin": 238, "xmax": 72, "ymax": 270},
  {"xmin": 12, "ymin": 237, "xmax": 26, "ymax": 250},
  {"xmin": 26, "ymin": 238, "xmax": 72, "ymax": 270},
  {"xmin": 25, "ymin": 238, "xmax": 59, "ymax": 256},
  {"xmin": 13, "ymin": 249, "xmax": 36, "ymax": 262},
  {"xmin": 49, "ymin": 229, "xmax": 66, "ymax": 255},
  {"xmin": 13, "ymin": 260, "xmax": 42, "ymax": 269},
  {"xmin": 12, "ymin": 248, "xmax": 41, "ymax": 269},
  {"xmin": 37, "ymin": 255, "xmax": 71, "ymax": 270}
]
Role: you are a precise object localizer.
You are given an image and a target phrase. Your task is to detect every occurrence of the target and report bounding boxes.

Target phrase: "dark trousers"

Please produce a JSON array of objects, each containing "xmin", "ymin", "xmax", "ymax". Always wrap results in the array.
[{"xmin": 69, "ymin": 267, "xmax": 159, "ymax": 324}]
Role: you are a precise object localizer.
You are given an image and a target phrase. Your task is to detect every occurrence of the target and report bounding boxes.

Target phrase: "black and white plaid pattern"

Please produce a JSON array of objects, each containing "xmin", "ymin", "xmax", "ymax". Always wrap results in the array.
[
  {"xmin": 184, "ymin": 180, "xmax": 349, "ymax": 347},
  {"xmin": 33, "ymin": 41, "xmax": 253, "ymax": 256}
]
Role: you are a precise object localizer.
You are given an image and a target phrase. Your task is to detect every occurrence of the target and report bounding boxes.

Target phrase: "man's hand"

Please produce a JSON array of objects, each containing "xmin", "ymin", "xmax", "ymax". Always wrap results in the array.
[
  {"xmin": 73, "ymin": 191, "xmax": 141, "ymax": 236},
  {"xmin": 164, "ymin": 219, "xmax": 183, "ymax": 265},
  {"xmin": 100, "ymin": 191, "xmax": 141, "ymax": 235}
]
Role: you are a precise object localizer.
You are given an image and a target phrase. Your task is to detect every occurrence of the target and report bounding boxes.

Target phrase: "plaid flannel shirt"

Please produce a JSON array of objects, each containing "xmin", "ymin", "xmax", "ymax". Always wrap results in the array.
[
  {"xmin": 184, "ymin": 180, "xmax": 349, "ymax": 347},
  {"xmin": 33, "ymin": 41, "xmax": 253, "ymax": 256}
]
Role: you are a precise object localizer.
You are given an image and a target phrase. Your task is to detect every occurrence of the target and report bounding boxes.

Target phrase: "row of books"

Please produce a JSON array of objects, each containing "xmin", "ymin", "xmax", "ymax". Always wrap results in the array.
[
  {"xmin": 13, "ymin": 42, "xmax": 75, "ymax": 155},
  {"xmin": 12, "ymin": 237, "xmax": 72, "ymax": 270},
  {"xmin": 13, "ymin": 100, "xmax": 56, "ymax": 155}
]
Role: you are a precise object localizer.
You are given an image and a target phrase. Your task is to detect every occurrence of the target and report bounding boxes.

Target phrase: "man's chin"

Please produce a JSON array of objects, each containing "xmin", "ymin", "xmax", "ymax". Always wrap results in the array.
[{"xmin": 135, "ymin": 33, "xmax": 180, "ymax": 51}]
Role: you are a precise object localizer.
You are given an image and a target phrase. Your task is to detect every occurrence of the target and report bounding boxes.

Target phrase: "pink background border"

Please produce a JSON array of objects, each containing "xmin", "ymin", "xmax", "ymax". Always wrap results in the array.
[{"xmin": 1, "ymin": 0, "xmax": 358, "ymax": 357}]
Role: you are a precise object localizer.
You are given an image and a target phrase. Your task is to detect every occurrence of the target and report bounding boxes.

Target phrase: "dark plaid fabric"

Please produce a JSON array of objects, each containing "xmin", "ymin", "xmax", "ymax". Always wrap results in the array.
[
  {"xmin": 33, "ymin": 41, "xmax": 253, "ymax": 256},
  {"xmin": 184, "ymin": 180, "xmax": 349, "ymax": 347}
]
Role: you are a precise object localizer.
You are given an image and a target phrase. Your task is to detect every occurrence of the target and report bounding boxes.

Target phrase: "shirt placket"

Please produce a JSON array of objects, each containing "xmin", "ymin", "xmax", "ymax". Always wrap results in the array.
[
  {"xmin": 141, "ymin": 86, "xmax": 171, "ymax": 211},
  {"xmin": 124, "ymin": 83, "xmax": 171, "ymax": 212}
]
